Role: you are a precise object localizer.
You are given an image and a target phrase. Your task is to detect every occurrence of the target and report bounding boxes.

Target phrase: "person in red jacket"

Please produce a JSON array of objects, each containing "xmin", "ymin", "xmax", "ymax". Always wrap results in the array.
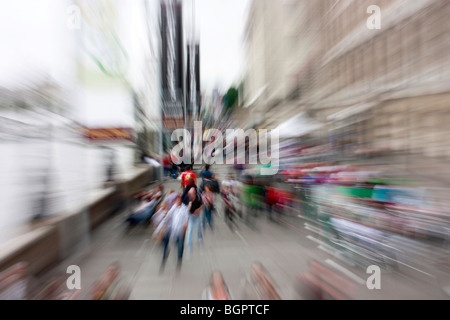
[{"xmin": 180, "ymin": 165, "xmax": 197, "ymax": 190}]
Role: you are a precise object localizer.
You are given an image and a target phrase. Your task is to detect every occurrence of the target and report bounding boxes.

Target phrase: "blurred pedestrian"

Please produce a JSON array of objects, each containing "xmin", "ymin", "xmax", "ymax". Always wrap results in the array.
[
  {"xmin": 180, "ymin": 164, "xmax": 196, "ymax": 191},
  {"xmin": 265, "ymin": 185, "xmax": 277, "ymax": 221},
  {"xmin": 241, "ymin": 176, "xmax": 263, "ymax": 229},
  {"xmin": 229, "ymin": 175, "xmax": 243, "ymax": 218},
  {"xmin": 199, "ymin": 164, "xmax": 213, "ymax": 193},
  {"xmin": 201, "ymin": 173, "xmax": 220, "ymax": 194},
  {"xmin": 125, "ymin": 185, "xmax": 164, "ymax": 226},
  {"xmin": 202, "ymin": 271, "xmax": 233, "ymax": 300},
  {"xmin": 90, "ymin": 262, "xmax": 121, "ymax": 300},
  {"xmin": 162, "ymin": 155, "xmax": 171, "ymax": 178},
  {"xmin": 210, "ymin": 174, "xmax": 220, "ymax": 194},
  {"xmin": 151, "ymin": 204, "xmax": 169, "ymax": 242},
  {"xmin": 221, "ymin": 185, "xmax": 235, "ymax": 228},
  {"xmin": 182, "ymin": 177, "xmax": 197, "ymax": 204},
  {"xmin": 164, "ymin": 189, "xmax": 178, "ymax": 210},
  {"xmin": 240, "ymin": 262, "xmax": 281, "ymax": 300},
  {"xmin": 222, "ymin": 175, "xmax": 232, "ymax": 189},
  {"xmin": 202, "ymin": 185, "xmax": 215, "ymax": 231},
  {"xmin": 229, "ymin": 175, "xmax": 243, "ymax": 196},
  {"xmin": 233, "ymin": 157, "xmax": 245, "ymax": 177},
  {"xmin": 201, "ymin": 164, "xmax": 213, "ymax": 181},
  {"xmin": 160, "ymin": 194, "xmax": 190, "ymax": 271},
  {"xmin": 185, "ymin": 186, "xmax": 204, "ymax": 256},
  {"xmin": 169, "ymin": 152, "xmax": 179, "ymax": 179},
  {"xmin": 295, "ymin": 259, "xmax": 355, "ymax": 300},
  {"xmin": 151, "ymin": 189, "xmax": 175, "ymax": 241},
  {"xmin": 0, "ymin": 262, "xmax": 28, "ymax": 300}
]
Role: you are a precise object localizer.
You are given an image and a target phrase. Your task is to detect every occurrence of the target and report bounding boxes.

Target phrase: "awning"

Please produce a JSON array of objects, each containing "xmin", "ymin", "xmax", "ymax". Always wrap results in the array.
[
  {"xmin": 275, "ymin": 112, "xmax": 324, "ymax": 138},
  {"xmin": 244, "ymin": 84, "xmax": 268, "ymax": 108},
  {"xmin": 327, "ymin": 102, "xmax": 378, "ymax": 122}
]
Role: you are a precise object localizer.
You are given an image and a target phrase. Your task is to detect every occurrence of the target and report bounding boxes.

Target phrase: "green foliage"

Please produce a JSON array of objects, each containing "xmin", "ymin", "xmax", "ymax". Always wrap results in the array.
[{"xmin": 224, "ymin": 87, "xmax": 238, "ymax": 110}]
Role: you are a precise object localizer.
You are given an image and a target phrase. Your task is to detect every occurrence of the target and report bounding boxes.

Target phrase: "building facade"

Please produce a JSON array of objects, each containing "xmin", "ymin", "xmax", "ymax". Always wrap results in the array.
[{"xmin": 243, "ymin": 0, "xmax": 450, "ymax": 165}]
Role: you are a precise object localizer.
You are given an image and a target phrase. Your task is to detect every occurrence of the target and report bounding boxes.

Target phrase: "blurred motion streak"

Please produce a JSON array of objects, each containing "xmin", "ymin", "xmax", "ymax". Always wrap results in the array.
[{"xmin": 1, "ymin": 0, "xmax": 450, "ymax": 301}]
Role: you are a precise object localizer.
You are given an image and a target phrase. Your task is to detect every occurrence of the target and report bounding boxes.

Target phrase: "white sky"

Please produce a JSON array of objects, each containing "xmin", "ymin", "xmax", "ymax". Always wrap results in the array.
[
  {"xmin": 0, "ymin": 0, "xmax": 76, "ymax": 89},
  {"xmin": 0, "ymin": 0, "xmax": 250, "ymax": 127},
  {"xmin": 193, "ymin": 0, "xmax": 251, "ymax": 94},
  {"xmin": 0, "ymin": 0, "xmax": 251, "ymax": 93}
]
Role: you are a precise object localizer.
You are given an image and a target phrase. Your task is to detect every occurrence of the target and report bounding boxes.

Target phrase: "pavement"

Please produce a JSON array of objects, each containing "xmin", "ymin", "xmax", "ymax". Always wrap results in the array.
[{"xmin": 34, "ymin": 165, "xmax": 450, "ymax": 300}]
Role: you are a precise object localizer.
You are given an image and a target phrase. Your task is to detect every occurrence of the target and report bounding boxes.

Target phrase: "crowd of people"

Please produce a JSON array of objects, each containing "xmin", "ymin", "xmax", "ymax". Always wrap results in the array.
[
  {"xmin": 126, "ymin": 160, "xmax": 297, "ymax": 278},
  {"xmin": 124, "ymin": 156, "xmax": 384, "ymax": 300},
  {"xmin": 148, "ymin": 164, "xmax": 221, "ymax": 272}
]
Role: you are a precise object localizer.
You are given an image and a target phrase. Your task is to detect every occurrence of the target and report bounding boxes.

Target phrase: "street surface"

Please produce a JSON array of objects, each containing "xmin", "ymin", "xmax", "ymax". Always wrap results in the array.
[{"xmin": 35, "ymin": 165, "xmax": 450, "ymax": 300}]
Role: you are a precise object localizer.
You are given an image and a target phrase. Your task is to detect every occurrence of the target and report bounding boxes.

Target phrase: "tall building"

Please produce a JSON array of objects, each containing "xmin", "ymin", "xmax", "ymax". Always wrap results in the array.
[
  {"xmin": 186, "ymin": 43, "xmax": 201, "ymax": 125},
  {"xmin": 242, "ymin": 0, "xmax": 308, "ymax": 128},
  {"xmin": 161, "ymin": 0, "xmax": 185, "ymax": 139}
]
